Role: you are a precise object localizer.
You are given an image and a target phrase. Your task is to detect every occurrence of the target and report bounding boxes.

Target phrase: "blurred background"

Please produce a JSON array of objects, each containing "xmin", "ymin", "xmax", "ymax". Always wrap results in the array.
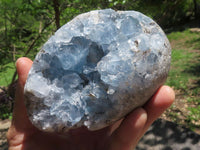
[{"xmin": 0, "ymin": 0, "xmax": 200, "ymax": 145}]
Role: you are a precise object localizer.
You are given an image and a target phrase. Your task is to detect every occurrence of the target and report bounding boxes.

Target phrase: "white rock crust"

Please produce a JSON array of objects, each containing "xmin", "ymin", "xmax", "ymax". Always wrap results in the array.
[{"xmin": 24, "ymin": 9, "xmax": 171, "ymax": 132}]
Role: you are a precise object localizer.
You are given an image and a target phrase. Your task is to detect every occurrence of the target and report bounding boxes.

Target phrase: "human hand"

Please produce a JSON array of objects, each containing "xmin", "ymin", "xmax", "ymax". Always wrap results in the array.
[{"xmin": 7, "ymin": 57, "xmax": 175, "ymax": 150}]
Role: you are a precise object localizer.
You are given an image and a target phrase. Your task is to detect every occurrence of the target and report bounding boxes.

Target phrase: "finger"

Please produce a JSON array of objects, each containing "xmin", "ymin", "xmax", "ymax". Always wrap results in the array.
[
  {"xmin": 11, "ymin": 57, "xmax": 33, "ymax": 130},
  {"xmin": 109, "ymin": 108, "xmax": 147, "ymax": 150},
  {"xmin": 142, "ymin": 85, "xmax": 175, "ymax": 133},
  {"xmin": 109, "ymin": 118, "xmax": 124, "ymax": 135}
]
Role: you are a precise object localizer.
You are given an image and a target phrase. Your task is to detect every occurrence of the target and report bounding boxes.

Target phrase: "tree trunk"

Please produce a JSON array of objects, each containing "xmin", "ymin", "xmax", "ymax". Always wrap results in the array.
[
  {"xmin": 193, "ymin": 0, "xmax": 198, "ymax": 19},
  {"xmin": 53, "ymin": 0, "xmax": 60, "ymax": 30},
  {"xmin": 193, "ymin": 0, "xmax": 200, "ymax": 26}
]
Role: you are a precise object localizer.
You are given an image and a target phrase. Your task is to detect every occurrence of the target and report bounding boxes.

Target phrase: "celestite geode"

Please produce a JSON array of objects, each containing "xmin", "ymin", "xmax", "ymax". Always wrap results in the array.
[{"xmin": 24, "ymin": 9, "xmax": 171, "ymax": 132}]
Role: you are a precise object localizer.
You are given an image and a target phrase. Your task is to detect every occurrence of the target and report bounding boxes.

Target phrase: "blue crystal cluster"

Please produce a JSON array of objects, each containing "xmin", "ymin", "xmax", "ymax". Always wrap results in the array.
[{"xmin": 24, "ymin": 9, "xmax": 171, "ymax": 132}]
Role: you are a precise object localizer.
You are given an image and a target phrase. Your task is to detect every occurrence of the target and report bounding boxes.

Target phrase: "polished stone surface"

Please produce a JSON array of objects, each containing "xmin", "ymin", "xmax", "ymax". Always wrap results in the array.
[{"xmin": 24, "ymin": 9, "xmax": 171, "ymax": 132}]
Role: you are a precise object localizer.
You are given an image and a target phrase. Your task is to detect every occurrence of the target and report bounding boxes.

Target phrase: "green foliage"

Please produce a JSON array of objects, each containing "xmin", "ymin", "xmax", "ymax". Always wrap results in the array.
[
  {"xmin": 0, "ymin": 104, "xmax": 12, "ymax": 120},
  {"xmin": 0, "ymin": 0, "xmax": 57, "ymax": 88},
  {"xmin": 0, "ymin": 62, "xmax": 16, "ymax": 87}
]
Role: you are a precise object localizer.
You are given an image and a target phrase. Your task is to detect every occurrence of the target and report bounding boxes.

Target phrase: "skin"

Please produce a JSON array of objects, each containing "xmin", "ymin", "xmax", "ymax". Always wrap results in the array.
[{"xmin": 7, "ymin": 57, "xmax": 175, "ymax": 150}]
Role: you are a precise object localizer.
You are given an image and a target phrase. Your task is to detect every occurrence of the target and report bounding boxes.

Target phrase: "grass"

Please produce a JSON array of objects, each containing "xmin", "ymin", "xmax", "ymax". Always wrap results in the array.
[
  {"xmin": 164, "ymin": 29, "xmax": 200, "ymax": 132},
  {"xmin": 166, "ymin": 29, "xmax": 200, "ymax": 91},
  {"xmin": 166, "ymin": 48, "xmax": 194, "ymax": 90}
]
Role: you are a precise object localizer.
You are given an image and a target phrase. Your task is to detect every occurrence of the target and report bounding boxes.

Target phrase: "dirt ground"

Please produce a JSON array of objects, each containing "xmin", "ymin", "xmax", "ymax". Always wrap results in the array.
[{"xmin": 0, "ymin": 119, "xmax": 10, "ymax": 150}]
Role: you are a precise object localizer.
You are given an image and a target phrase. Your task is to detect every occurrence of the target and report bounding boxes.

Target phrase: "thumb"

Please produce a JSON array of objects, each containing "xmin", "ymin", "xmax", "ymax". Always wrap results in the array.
[
  {"xmin": 9, "ymin": 57, "xmax": 33, "ymax": 130},
  {"xmin": 16, "ymin": 57, "xmax": 33, "ymax": 87},
  {"xmin": 7, "ymin": 57, "xmax": 36, "ymax": 147}
]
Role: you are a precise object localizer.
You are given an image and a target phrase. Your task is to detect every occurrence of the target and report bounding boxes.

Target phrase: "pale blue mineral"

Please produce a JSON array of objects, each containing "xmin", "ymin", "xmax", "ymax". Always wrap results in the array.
[{"xmin": 24, "ymin": 9, "xmax": 171, "ymax": 132}]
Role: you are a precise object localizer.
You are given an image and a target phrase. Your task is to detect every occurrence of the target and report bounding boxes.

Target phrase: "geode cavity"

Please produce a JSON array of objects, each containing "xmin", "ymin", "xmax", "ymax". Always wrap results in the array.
[{"xmin": 24, "ymin": 9, "xmax": 171, "ymax": 132}]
